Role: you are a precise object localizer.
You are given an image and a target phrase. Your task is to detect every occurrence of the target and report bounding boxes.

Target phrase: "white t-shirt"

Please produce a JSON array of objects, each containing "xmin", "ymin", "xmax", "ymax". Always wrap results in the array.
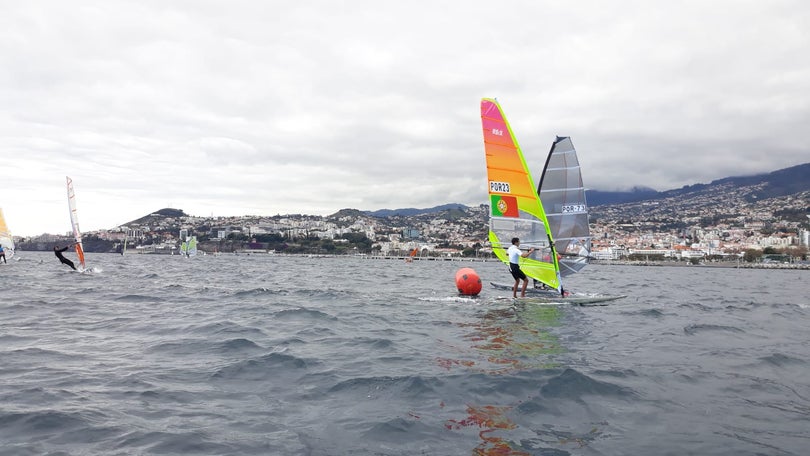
[{"xmin": 507, "ymin": 244, "xmax": 521, "ymax": 264}]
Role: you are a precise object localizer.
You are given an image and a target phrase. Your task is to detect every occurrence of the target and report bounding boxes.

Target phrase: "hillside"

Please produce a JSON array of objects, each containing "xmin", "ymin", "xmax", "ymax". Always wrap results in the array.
[
  {"xmin": 129, "ymin": 208, "xmax": 190, "ymax": 225},
  {"xmin": 364, "ymin": 203, "xmax": 468, "ymax": 217},
  {"xmin": 588, "ymin": 163, "xmax": 810, "ymax": 229},
  {"xmin": 586, "ymin": 162, "xmax": 810, "ymax": 206}
]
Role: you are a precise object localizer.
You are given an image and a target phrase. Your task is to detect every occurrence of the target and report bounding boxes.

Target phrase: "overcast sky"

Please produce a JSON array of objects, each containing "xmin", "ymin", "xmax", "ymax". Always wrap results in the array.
[{"xmin": 2, "ymin": 1, "xmax": 808, "ymax": 236}]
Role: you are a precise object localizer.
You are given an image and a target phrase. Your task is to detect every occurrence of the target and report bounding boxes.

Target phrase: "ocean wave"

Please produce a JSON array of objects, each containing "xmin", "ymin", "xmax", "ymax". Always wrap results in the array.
[
  {"xmin": 211, "ymin": 352, "xmax": 314, "ymax": 381},
  {"xmin": 184, "ymin": 321, "xmax": 267, "ymax": 337},
  {"xmin": 0, "ymin": 410, "xmax": 97, "ymax": 437},
  {"xmin": 362, "ymin": 416, "xmax": 436, "ymax": 443},
  {"xmin": 622, "ymin": 308, "xmax": 665, "ymax": 318},
  {"xmin": 146, "ymin": 337, "xmax": 263, "ymax": 356},
  {"xmin": 683, "ymin": 324, "xmax": 744, "ymax": 335},
  {"xmin": 328, "ymin": 375, "xmax": 442, "ymax": 398},
  {"xmin": 521, "ymin": 421, "xmax": 607, "ymax": 454},
  {"xmin": 274, "ymin": 307, "xmax": 338, "ymax": 321},
  {"xmin": 233, "ymin": 287, "xmax": 285, "ymax": 297},
  {"xmin": 218, "ymin": 337, "xmax": 263, "ymax": 352},
  {"xmin": 537, "ymin": 368, "xmax": 636, "ymax": 401},
  {"xmin": 345, "ymin": 337, "xmax": 394, "ymax": 350},
  {"xmin": 4, "ymin": 386, "xmax": 81, "ymax": 407},
  {"xmin": 291, "ymin": 288, "xmax": 360, "ymax": 301},
  {"xmin": 0, "ymin": 347, "xmax": 85, "ymax": 364},
  {"xmin": 759, "ymin": 353, "xmax": 807, "ymax": 367},
  {"xmin": 112, "ymin": 430, "xmax": 237, "ymax": 454},
  {"xmin": 0, "ymin": 334, "xmax": 37, "ymax": 344},
  {"xmin": 592, "ymin": 368, "xmax": 639, "ymax": 378},
  {"xmin": 272, "ymin": 336, "xmax": 307, "ymax": 347},
  {"xmin": 114, "ymin": 294, "xmax": 165, "ymax": 303},
  {"xmin": 677, "ymin": 302, "xmax": 713, "ymax": 311}
]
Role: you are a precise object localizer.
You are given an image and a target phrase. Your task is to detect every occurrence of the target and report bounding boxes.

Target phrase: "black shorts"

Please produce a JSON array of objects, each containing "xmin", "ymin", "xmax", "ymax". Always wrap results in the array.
[{"xmin": 510, "ymin": 262, "xmax": 526, "ymax": 280}]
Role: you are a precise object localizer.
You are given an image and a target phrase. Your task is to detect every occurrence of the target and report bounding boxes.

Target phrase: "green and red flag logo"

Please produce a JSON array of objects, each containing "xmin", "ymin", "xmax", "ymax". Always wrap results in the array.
[{"xmin": 491, "ymin": 194, "xmax": 519, "ymax": 218}]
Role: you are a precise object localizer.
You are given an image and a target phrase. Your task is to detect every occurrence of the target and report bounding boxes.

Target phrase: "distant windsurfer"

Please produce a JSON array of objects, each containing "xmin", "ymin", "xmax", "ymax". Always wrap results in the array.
[
  {"xmin": 0, "ymin": 245, "xmax": 6, "ymax": 264},
  {"xmin": 508, "ymin": 237, "xmax": 535, "ymax": 298},
  {"xmin": 54, "ymin": 245, "xmax": 76, "ymax": 270}
]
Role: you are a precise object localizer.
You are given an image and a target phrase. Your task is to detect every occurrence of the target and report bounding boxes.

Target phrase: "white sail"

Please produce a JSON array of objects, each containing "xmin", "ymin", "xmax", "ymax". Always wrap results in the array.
[
  {"xmin": 66, "ymin": 176, "xmax": 86, "ymax": 270},
  {"xmin": 536, "ymin": 137, "xmax": 591, "ymax": 277},
  {"xmin": 0, "ymin": 208, "xmax": 15, "ymax": 259}
]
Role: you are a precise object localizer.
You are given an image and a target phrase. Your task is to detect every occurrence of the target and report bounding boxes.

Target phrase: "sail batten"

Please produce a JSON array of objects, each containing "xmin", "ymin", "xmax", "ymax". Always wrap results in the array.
[{"xmin": 481, "ymin": 98, "xmax": 561, "ymax": 290}]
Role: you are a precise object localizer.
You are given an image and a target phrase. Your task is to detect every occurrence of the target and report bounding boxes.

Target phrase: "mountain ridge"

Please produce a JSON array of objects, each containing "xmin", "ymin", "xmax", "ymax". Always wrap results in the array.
[
  {"xmin": 586, "ymin": 162, "xmax": 809, "ymax": 207},
  {"xmin": 363, "ymin": 203, "xmax": 469, "ymax": 218},
  {"xmin": 122, "ymin": 162, "xmax": 808, "ymax": 224},
  {"xmin": 354, "ymin": 162, "xmax": 809, "ymax": 216}
]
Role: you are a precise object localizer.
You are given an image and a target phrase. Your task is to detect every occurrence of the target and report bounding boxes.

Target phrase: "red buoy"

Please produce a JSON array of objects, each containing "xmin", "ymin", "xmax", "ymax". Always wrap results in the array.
[{"xmin": 455, "ymin": 267, "xmax": 482, "ymax": 296}]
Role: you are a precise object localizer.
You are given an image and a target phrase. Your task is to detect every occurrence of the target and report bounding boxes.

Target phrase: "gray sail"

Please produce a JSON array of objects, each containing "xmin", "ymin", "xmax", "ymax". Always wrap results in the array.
[{"xmin": 537, "ymin": 136, "xmax": 591, "ymax": 277}]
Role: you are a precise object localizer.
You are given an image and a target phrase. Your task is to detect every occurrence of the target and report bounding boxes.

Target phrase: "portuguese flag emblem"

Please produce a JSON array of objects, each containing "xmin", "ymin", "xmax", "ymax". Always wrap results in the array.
[{"xmin": 491, "ymin": 195, "xmax": 519, "ymax": 218}]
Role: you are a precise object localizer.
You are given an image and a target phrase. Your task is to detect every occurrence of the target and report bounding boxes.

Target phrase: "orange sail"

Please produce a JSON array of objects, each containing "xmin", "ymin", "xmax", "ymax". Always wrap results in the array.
[{"xmin": 481, "ymin": 98, "xmax": 560, "ymax": 290}]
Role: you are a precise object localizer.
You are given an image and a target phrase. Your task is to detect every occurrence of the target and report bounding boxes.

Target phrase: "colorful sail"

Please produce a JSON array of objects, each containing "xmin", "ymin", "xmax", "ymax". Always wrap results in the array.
[
  {"xmin": 181, "ymin": 235, "xmax": 198, "ymax": 257},
  {"xmin": 66, "ymin": 176, "xmax": 86, "ymax": 270},
  {"xmin": 537, "ymin": 136, "xmax": 591, "ymax": 277},
  {"xmin": 481, "ymin": 98, "xmax": 561, "ymax": 290},
  {"xmin": 0, "ymin": 208, "xmax": 15, "ymax": 259}
]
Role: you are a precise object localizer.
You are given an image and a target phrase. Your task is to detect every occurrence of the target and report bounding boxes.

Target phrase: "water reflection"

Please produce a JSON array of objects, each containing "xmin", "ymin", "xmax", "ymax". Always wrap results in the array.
[
  {"xmin": 438, "ymin": 302, "xmax": 568, "ymax": 454},
  {"xmin": 438, "ymin": 303, "xmax": 565, "ymax": 375},
  {"xmin": 445, "ymin": 404, "xmax": 529, "ymax": 456}
]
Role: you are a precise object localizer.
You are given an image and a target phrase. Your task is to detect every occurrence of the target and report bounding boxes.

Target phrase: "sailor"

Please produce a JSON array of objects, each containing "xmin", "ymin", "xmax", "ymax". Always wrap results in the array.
[
  {"xmin": 507, "ymin": 237, "xmax": 535, "ymax": 298},
  {"xmin": 53, "ymin": 245, "xmax": 76, "ymax": 270},
  {"xmin": 0, "ymin": 245, "xmax": 6, "ymax": 264}
]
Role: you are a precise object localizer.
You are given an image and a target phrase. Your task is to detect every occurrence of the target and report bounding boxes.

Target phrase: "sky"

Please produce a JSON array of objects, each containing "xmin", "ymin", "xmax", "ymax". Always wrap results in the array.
[{"xmin": 2, "ymin": 1, "xmax": 809, "ymax": 236}]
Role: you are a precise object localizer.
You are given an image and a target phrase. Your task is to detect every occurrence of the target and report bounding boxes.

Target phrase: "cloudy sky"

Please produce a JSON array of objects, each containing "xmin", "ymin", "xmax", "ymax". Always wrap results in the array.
[{"xmin": 2, "ymin": 1, "xmax": 808, "ymax": 236}]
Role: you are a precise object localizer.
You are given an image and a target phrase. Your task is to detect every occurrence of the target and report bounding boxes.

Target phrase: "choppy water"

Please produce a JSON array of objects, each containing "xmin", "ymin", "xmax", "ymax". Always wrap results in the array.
[{"xmin": 1, "ymin": 252, "xmax": 808, "ymax": 455}]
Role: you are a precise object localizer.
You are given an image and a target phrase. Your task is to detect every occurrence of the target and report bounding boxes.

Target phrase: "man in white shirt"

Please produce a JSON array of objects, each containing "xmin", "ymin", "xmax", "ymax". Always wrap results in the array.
[{"xmin": 507, "ymin": 237, "xmax": 535, "ymax": 298}]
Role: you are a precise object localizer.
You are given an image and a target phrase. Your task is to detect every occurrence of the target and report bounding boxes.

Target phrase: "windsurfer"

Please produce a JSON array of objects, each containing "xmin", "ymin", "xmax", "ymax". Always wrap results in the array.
[
  {"xmin": 53, "ymin": 245, "xmax": 76, "ymax": 270},
  {"xmin": 0, "ymin": 245, "xmax": 6, "ymax": 264},
  {"xmin": 508, "ymin": 237, "xmax": 535, "ymax": 298}
]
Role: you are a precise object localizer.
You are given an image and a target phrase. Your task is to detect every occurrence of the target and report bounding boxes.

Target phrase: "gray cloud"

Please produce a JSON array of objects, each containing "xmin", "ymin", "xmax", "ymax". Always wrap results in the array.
[{"xmin": 2, "ymin": 1, "xmax": 808, "ymax": 235}]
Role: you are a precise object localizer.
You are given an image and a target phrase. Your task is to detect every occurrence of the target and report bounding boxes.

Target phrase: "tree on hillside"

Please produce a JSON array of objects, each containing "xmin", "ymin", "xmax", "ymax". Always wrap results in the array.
[
  {"xmin": 339, "ymin": 232, "xmax": 373, "ymax": 253},
  {"xmin": 743, "ymin": 249, "xmax": 762, "ymax": 262}
]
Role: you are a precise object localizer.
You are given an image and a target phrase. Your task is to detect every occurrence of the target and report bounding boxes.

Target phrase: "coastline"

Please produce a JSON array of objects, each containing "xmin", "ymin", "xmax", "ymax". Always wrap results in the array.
[
  {"xmin": 589, "ymin": 260, "xmax": 810, "ymax": 270},
  {"xmin": 359, "ymin": 256, "xmax": 810, "ymax": 270}
]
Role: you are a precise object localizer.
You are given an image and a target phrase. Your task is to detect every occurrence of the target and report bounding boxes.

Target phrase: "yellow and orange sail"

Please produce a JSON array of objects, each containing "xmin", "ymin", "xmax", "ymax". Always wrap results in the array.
[{"xmin": 481, "ymin": 98, "xmax": 561, "ymax": 290}]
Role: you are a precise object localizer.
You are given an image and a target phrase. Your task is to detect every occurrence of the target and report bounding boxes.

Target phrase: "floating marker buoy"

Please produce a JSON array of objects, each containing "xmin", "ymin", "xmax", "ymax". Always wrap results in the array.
[{"xmin": 455, "ymin": 267, "xmax": 482, "ymax": 296}]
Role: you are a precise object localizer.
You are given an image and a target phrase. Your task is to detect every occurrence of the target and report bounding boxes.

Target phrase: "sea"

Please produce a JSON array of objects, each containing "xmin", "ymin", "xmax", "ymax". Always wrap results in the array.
[{"xmin": 1, "ymin": 251, "xmax": 808, "ymax": 456}]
